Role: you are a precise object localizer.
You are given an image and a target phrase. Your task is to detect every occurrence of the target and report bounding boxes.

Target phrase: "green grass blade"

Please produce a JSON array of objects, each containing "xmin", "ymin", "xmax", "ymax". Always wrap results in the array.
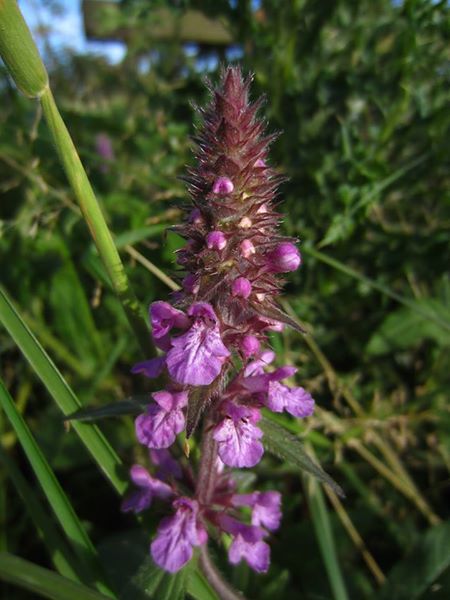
[
  {"xmin": 0, "ymin": 553, "xmax": 111, "ymax": 600},
  {"xmin": 377, "ymin": 521, "xmax": 450, "ymax": 600},
  {"xmin": 303, "ymin": 246, "xmax": 450, "ymax": 333},
  {"xmin": 0, "ymin": 286, "xmax": 127, "ymax": 494},
  {"xmin": 0, "ymin": 380, "xmax": 113, "ymax": 596},
  {"xmin": 0, "ymin": 445, "xmax": 80, "ymax": 582},
  {"xmin": 305, "ymin": 455, "xmax": 349, "ymax": 600}
]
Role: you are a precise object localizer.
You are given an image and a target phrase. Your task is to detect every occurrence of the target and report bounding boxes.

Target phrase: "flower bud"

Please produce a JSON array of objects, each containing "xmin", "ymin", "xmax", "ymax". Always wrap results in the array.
[
  {"xmin": 240, "ymin": 239, "xmax": 256, "ymax": 258},
  {"xmin": 239, "ymin": 217, "xmax": 252, "ymax": 229},
  {"xmin": 267, "ymin": 243, "xmax": 301, "ymax": 272},
  {"xmin": 241, "ymin": 335, "xmax": 260, "ymax": 358},
  {"xmin": 188, "ymin": 208, "xmax": 204, "ymax": 225},
  {"xmin": 206, "ymin": 231, "xmax": 227, "ymax": 251},
  {"xmin": 232, "ymin": 277, "xmax": 252, "ymax": 299},
  {"xmin": 212, "ymin": 177, "xmax": 234, "ymax": 195},
  {"xmin": 182, "ymin": 274, "xmax": 200, "ymax": 294}
]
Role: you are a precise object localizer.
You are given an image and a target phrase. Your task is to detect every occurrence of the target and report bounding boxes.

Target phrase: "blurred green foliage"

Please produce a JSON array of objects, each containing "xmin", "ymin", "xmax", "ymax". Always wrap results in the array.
[{"xmin": 1, "ymin": 0, "xmax": 449, "ymax": 598}]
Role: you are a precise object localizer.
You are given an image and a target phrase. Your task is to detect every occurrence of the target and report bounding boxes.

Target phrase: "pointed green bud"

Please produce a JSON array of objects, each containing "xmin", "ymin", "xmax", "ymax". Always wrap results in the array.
[{"xmin": 0, "ymin": 0, "xmax": 48, "ymax": 98}]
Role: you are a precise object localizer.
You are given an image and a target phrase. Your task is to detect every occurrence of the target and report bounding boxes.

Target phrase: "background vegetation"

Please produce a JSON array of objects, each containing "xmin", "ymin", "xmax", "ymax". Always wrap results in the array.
[{"xmin": 1, "ymin": 0, "xmax": 449, "ymax": 598}]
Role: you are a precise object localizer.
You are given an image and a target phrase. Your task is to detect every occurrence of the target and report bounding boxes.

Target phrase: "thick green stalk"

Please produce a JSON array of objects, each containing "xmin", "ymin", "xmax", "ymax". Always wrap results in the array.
[{"xmin": 39, "ymin": 88, "xmax": 153, "ymax": 357}]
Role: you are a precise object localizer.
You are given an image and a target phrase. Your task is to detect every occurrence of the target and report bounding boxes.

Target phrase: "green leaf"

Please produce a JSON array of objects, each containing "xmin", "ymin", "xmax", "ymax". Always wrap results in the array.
[
  {"xmin": 260, "ymin": 416, "xmax": 345, "ymax": 498},
  {"xmin": 187, "ymin": 569, "xmax": 220, "ymax": 600},
  {"xmin": 0, "ymin": 553, "xmax": 111, "ymax": 600},
  {"xmin": 0, "ymin": 444, "xmax": 80, "ymax": 582},
  {"xmin": 0, "ymin": 380, "xmax": 112, "ymax": 595},
  {"xmin": 377, "ymin": 521, "xmax": 450, "ymax": 600},
  {"xmin": 122, "ymin": 557, "xmax": 189, "ymax": 600},
  {"xmin": 302, "ymin": 247, "xmax": 450, "ymax": 334},
  {"xmin": 98, "ymin": 530, "xmax": 217, "ymax": 600},
  {"xmin": 0, "ymin": 286, "xmax": 127, "ymax": 494},
  {"xmin": 367, "ymin": 299, "xmax": 450, "ymax": 355},
  {"xmin": 66, "ymin": 397, "xmax": 149, "ymax": 423}
]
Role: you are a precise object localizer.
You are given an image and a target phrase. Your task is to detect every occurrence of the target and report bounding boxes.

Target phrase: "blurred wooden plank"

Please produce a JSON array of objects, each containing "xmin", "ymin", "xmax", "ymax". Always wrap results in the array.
[{"xmin": 82, "ymin": 0, "xmax": 233, "ymax": 45}]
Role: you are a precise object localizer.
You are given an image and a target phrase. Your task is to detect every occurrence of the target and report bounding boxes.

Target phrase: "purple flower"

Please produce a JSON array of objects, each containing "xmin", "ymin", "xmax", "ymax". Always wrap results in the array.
[
  {"xmin": 206, "ymin": 231, "xmax": 227, "ymax": 251},
  {"xmin": 213, "ymin": 401, "xmax": 264, "ymax": 468},
  {"xmin": 244, "ymin": 350, "xmax": 275, "ymax": 376},
  {"xmin": 149, "ymin": 449, "xmax": 183, "ymax": 481},
  {"xmin": 267, "ymin": 242, "xmax": 301, "ymax": 272},
  {"xmin": 95, "ymin": 133, "xmax": 114, "ymax": 172},
  {"xmin": 219, "ymin": 515, "xmax": 270, "ymax": 573},
  {"xmin": 212, "ymin": 177, "xmax": 234, "ymax": 195},
  {"xmin": 151, "ymin": 498, "xmax": 207, "ymax": 573},
  {"xmin": 131, "ymin": 356, "xmax": 166, "ymax": 379},
  {"xmin": 121, "ymin": 465, "xmax": 173, "ymax": 514},
  {"xmin": 166, "ymin": 302, "xmax": 230, "ymax": 386},
  {"xmin": 150, "ymin": 301, "xmax": 189, "ymax": 340},
  {"xmin": 182, "ymin": 274, "xmax": 200, "ymax": 294},
  {"xmin": 232, "ymin": 491, "xmax": 282, "ymax": 531},
  {"xmin": 135, "ymin": 390, "xmax": 188, "ymax": 449},
  {"xmin": 266, "ymin": 382, "xmax": 315, "ymax": 418}
]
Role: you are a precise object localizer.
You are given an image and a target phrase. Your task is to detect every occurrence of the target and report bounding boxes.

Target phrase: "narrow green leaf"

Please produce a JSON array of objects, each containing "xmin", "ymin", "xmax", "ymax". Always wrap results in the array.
[
  {"xmin": 306, "ymin": 479, "xmax": 349, "ymax": 600},
  {"xmin": 66, "ymin": 397, "xmax": 148, "ymax": 423},
  {"xmin": 0, "ymin": 286, "xmax": 127, "ymax": 494},
  {"xmin": 0, "ymin": 553, "xmax": 111, "ymax": 600},
  {"xmin": 0, "ymin": 445, "xmax": 80, "ymax": 582},
  {"xmin": 378, "ymin": 521, "xmax": 450, "ymax": 600},
  {"xmin": 39, "ymin": 87, "xmax": 153, "ymax": 357},
  {"xmin": 0, "ymin": 380, "xmax": 113, "ymax": 596},
  {"xmin": 260, "ymin": 416, "xmax": 345, "ymax": 498}
]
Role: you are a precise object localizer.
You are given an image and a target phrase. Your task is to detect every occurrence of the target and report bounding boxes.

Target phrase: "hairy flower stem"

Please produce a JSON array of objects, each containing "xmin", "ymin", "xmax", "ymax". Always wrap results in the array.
[
  {"xmin": 196, "ymin": 416, "xmax": 218, "ymax": 505},
  {"xmin": 199, "ymin": 546, "xmax": 245, "ymax": 600}
]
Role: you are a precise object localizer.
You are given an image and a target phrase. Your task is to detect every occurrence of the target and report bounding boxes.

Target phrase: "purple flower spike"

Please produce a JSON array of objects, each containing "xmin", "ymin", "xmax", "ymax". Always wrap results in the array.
[
  {"xmin": 121, "ymin": 465, "xmax": 173, "ymax": 514},
  {"xmin": 213, "ymin": 402, "xmax": 264, "ymax": 468},
  {"xmin": 206, "ymin": 231, "xmax": 227, "ymax": 251},
  {"xmin": 267, "ymin": 242, "xmax": 302, "ymax": 273},
  {"xmin": 219, "ymin": 515, "xmax": 270, "ymax": 573},
  {"xmin": 266, "ymin": 382, "xmax": 315, "ymax": 418},
  {"xmin": 135, "ymin": 390, "xmax": 188, "ymax": 449},
  {"xmin": 151, "ymin": 498, "xmax": 207, "ymax": 573},
  {"xmin": 150, "ymin": 301, "xmax": 190, "ymax": 339},
  {"xmin": 166, "ymin": 302, "xmax": 230, "ymax": 386},
  {"xmin": 232, "ymin": 277, "xmax": 252, "ymax": 299},
  {"xmin": 131, "ymin": 356, "xmax": 165, "ymax": 379},
  {"xmin": 212, "ymin": 177, "xmax": 234, "ymax": 195}
]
